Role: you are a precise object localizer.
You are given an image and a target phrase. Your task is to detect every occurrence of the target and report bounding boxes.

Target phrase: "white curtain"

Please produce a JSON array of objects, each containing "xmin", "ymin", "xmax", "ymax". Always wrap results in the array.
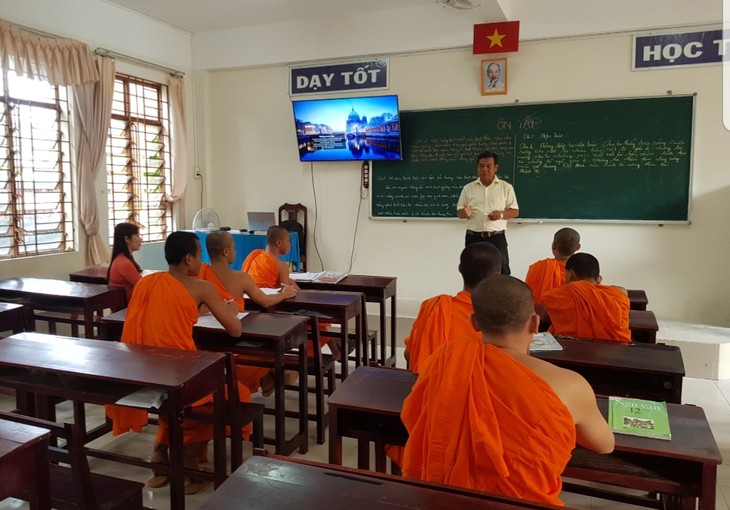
[
  {"xmin": 72, "ymin": 56, "xmax": 116, "ymax": 265},
  {"xmin": 166, "ymin": 76, "xmax": 188, "ymax": 203},
  {"xmin": 0, "ymin": 18, "xmax": 99, "ymax": 86}
]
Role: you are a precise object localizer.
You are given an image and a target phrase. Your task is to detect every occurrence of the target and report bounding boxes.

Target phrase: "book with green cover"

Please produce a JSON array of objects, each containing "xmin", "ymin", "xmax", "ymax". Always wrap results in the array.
[{"xmin": 608, "ymin": 396, "xmax": 671, "ymax": 440}]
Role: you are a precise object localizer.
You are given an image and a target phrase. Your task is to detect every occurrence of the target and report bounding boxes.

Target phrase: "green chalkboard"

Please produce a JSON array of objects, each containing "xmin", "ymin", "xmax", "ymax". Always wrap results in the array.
[{"xmin": 372, "ymin": 96, "xmax": 693, "ymax": 222}]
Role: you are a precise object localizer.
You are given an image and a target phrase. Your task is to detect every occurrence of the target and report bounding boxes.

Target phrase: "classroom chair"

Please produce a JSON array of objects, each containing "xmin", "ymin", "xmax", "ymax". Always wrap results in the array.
[{"xmin": 278, "ymin": 202, "xmax": 307, "ymax": 271}]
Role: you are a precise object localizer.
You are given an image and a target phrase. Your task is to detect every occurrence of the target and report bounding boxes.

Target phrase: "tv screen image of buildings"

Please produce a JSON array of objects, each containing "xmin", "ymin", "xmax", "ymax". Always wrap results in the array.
[{"xmin": 293, "ymin": 95, "xmax": 401, "ymax": 161}]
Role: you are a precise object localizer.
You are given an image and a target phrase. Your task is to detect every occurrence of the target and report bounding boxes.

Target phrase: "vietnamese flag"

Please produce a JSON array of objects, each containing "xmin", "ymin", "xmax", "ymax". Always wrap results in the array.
[{"xmin": 473, "ymin": 21, "xmax": 520, "ymax": 54}]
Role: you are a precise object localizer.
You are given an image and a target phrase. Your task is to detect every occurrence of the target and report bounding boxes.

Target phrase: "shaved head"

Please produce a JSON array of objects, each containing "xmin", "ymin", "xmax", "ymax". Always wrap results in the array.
[
  {"xmin": 553, "ymin": 228, "xmax": 580, "ymax": 257},
  {"xmin": 472, "ymin": 275, "xmax": 535, "ymax": 336},
  {"xmin": 267, "ymin": 225, "xmax": 289, "ymax": 246},
  {"xmin": 566, "ymin": 253, "xmax": 600, "ymax": 280},
  {"xmin": 459, "ymin": 243, "xmax": 503, "ymax": 289},
  {"xmin": 206, "ymin": 231, "xmax": 233, "ymax": 260}
]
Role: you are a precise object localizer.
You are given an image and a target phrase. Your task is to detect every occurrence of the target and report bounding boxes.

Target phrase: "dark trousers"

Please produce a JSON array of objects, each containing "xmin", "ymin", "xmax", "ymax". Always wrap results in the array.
[{"xmin": 465, "ymin": 231, "xmax": 511, "ymax": 275}]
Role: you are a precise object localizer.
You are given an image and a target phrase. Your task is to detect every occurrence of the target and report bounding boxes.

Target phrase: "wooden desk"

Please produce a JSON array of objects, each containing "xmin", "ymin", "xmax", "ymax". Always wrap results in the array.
[
  {"xmin": 257, "ymin": 289, "xmax": 366, "ymax": 379},
  {"xmin": 629, "ymin": 309, "xmax": 659, "ymax": 343},
  {"xmin": 298, "ymin": 275, "xmax": 398, "ymax": 366},
  {"xmin": 627, "ymin": 289, "xmax": 649, "ymax": 311},
  {"xmin": 0, "ymin": 302, "xmax": 33, "ymax": 334},
  {"xmin": 0, "ymin": 419, "xmax": 51, "ymax": 510},
  {"xmin": 102, "ymin": 309, "xmax": 310, "ymax": 457},
  {"xmin": 534, "ymin": 336, "xmax": 684, "ymax": 403},
  {"xmin": 0, "ymin": 278, "xmax": 125, "ymax": 339},
  {"xmin": 329, "ymin": 366, "xmax": 721, "ymax": 510},
  {"xmin": 196, "ymin": 455, "xmax": 569, "ymax": 510},
  {"xmin": 68, "ymin": 265, "xmax": 107, "ymax": 284},
  {"xmin": 535, "ymin": 303, "xmax": 659, "ymax": 344},
  {"xmin": 0, "ymin": 332, "xmax": 227, "ymax": 510}
]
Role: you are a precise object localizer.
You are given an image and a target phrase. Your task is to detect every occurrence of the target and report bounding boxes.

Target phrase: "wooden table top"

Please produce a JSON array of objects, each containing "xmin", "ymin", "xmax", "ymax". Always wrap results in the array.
[
  {"xmin": 0, "ymin": 332, "xmax": 225, "ymax": 388},
  {"xmin": 196, "ymin": 455, "xmax": 569, "ymax": 510},
  {"xmin": 0, "ymin": 418, "xmax": 50, "ymax": 457},
  {"xmin": 534, "ymin": 335, "xmax": 684, "ymax": 375},
  {"xmin": 0, "ymin": 277, "xmax": 118, "ymax": 299},
  {"xmin": 298, "ymin": 275, "xmax": 396, "ymax": 299}
]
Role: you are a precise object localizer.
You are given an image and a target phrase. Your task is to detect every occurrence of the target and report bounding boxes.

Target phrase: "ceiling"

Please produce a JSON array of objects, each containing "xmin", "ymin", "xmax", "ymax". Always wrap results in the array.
[{"xmin": 103, "ymin": 0, "xmax": 501, "ymax": 34}]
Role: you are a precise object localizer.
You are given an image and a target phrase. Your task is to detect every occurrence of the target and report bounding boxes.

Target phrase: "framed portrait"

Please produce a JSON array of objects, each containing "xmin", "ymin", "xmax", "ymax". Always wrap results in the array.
[{"xmin": 481, "ymin": 58, "xmax": 507, "ymax": 96}]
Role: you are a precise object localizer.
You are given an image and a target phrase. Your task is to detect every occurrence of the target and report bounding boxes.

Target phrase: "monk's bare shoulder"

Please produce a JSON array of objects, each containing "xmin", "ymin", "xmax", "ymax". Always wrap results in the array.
[
  {"xmin": 185, "ymin": 276, "xmax": 217, "ymax": 303},
  {"xmin": 514, "ymin": 353, "xmax": 591, "ymax": 410},
  {"xmin": 610, "ymin": 285, "xmax": 628, "ymax": 296}
]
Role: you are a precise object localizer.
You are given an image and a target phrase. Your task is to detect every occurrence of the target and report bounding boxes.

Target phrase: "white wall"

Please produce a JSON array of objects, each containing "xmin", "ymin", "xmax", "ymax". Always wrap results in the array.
[
  {"xmin": 202, "ymin": 29, "xmax": 730, "ymax": 326},
  {"xmin": 0, "ymin": 0, "xmax": 198, "ymax": 279}
]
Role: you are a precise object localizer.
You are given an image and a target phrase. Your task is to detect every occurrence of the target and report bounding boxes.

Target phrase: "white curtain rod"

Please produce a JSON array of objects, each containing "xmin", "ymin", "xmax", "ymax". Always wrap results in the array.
[{"xmin": 94, "ymin": 48, "xmax": 184, "ymax": 78}]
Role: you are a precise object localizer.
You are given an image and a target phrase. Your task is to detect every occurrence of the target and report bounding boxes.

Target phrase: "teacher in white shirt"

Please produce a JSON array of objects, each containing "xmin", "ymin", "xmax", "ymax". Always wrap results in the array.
[{"xmin": 457, "ymin": 150, "xmax": 519, "ymax": 275}]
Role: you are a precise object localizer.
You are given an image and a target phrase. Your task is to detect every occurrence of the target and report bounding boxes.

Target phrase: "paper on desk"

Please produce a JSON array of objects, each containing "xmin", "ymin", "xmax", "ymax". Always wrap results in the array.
[
  {"xmin": 195, "ymin": 311, "xmax": 249, "ymax": 329},
  {"xmin": 289, "ymin": 272, "xmax": 319, "ymax": 282},
  {"xmin": 116, "ymin": 387, "xmax": 167, "ymax": 409},
  {"xmin": 529, "ymin": 332, "xmax": 563, "ymax": 352}
]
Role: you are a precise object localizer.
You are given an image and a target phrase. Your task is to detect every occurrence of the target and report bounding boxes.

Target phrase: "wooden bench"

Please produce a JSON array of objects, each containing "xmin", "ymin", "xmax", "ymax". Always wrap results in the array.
[{"xmin": 0, "ymin": 410, "xmax": 145, "ymax": 510}]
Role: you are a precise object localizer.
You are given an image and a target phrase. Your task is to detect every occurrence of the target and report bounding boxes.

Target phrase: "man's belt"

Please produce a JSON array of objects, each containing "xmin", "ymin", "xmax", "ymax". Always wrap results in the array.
[{"xmin": 466, "ymin": 229, "xmax": 505, "ymax": 238}]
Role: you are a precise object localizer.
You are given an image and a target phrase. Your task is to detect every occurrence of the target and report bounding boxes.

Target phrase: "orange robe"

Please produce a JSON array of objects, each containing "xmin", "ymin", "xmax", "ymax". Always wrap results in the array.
[
  {"xmin": 401, "ymin": 341, "xmax": 576, "ymax": 506},
  {"xmin": 199, "ymin": 263, "xmax": 269, "ymax": 392},
  {"xmin": 105, "ymin": 272, "xmax": 252, "ymax": 443},
  {"xmin": 525, "ymin": 259, "xmax": 566, "ymax": 305},
  {"xmin": 405, "ymin": 291, "xmax": 479, "ymax": 374},
  {"xmin": 242, "ymin": 249, "xmax": 279, "ymax": 288},
  {"xmin": 543, "ymin": 280, "xmax": 631, "ymax": 342}
]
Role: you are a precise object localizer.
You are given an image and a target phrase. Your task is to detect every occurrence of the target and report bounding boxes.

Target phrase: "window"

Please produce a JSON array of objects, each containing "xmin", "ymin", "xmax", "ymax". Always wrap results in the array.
[
  {"xmin": 107, "ymin": 74, "xmax": 173, "ymax": 244},
  {"xmin": 0, "ymin": 69, "xmax": 74, "ymax": 259}
]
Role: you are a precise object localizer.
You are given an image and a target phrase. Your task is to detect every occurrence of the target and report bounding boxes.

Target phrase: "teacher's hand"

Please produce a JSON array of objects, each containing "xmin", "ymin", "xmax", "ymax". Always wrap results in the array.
[
  {"xmin": 463, "ymin": 205, "xmax": 473, "ymax": 218},
  {"xmin": 487, "ymin": 210, "xmax": 502, "ymax": 221}
]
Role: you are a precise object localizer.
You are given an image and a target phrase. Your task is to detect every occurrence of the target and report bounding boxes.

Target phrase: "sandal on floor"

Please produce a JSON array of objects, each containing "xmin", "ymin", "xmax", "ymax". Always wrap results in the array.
[
  {"xmin": 147, "ymin": 474, "xmax": 169, "ymax": 488},
  {"xmin": 184, "ymin": 479, "xmax": 210, "ymax": 495}
]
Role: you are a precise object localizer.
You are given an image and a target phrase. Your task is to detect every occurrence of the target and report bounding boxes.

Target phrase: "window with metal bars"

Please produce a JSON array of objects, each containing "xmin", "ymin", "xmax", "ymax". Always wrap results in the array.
[
  {"xmin": 106, "ymin": 74, "xmax": 173, "ymax": 245},
  {"xmin": 0, "ymin": 68, "xmax": 74, "ymax": 259}
]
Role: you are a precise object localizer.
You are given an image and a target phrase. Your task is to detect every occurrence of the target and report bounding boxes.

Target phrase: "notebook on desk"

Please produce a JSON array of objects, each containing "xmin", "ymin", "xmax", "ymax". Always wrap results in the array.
[
  {"xmin": 290, "ymin": 271, "xmax": 348, "ymax": 284},
  {"xmin": 247, "ymin": 211, "xmax": 277, "ymax": 233}
]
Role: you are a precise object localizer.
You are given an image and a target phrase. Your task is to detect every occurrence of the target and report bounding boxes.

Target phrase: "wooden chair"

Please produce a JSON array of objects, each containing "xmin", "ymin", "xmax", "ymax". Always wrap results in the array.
[
  {"xmin": 0, "ymin": 410, "xmax": 144, "ymax": 510},
  {"xmin": 186, "ymin": 352, "xmax": 265, "ymax": 471},
  {"xmin": 278, "ymin": 203, "xmax": 307, "ymax": 271}
]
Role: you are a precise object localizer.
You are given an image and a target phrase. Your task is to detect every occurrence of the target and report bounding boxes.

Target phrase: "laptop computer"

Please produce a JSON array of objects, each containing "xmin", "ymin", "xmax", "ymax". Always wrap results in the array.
[{"xmin": 247, "ymin": 211, "xmax": 277, "ymax": 233}]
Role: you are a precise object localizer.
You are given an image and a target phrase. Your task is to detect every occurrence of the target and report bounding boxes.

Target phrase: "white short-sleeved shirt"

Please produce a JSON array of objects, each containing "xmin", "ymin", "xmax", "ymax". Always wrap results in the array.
[{"xmin": 456, "ymin": 177, "xmax": 518, "ymax": 232}]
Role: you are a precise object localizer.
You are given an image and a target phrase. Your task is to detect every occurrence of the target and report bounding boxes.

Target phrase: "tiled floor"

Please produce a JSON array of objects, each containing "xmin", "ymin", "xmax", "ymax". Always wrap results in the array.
[{"xmin": 0, "ymin": 317, "xmax": 728, "ymax": 509}]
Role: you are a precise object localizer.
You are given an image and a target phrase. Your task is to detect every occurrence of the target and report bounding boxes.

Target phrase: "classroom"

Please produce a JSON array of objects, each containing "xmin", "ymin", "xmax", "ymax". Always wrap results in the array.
[{"xmin": 0, "ymin": 0, "xmax": 729, "ymax": 508}]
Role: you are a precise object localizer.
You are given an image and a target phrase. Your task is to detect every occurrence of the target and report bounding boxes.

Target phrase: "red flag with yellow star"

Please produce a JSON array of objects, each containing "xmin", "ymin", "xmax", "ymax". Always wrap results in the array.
[{"xmin": 473, "ymin": 21, "xmax": 520, "ymax": 54}]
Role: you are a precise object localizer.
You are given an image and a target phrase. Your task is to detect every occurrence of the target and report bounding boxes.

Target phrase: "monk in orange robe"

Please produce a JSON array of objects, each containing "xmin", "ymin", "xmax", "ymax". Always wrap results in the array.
[
  {"xmin": 201, "ymin": 231, "xmax": 297, "ymax": 395},
  {"xmin": 242, "ymin": 226, "xmax": 299, "ymax": 289},
  {"xmin": 400, "ymin": 275, "xmax": 614, "ymax": 506},
  {"xmin": 243, "ymin": 225, "xmax": 339, "ymax": 359},
  {"xmin": 542, "ymin": 252, "xmax": 631, "ymax": 342},
  {"xmin": 524, "ymin": 227, "xmax": 581, "ymax": 305},
  {"xmin": 105, "ymin": 231, "xmax": 245, "ymax": 494},
  {"xmin": 404, "ymin": 242, "xmax": 502, "ymax": 373}
]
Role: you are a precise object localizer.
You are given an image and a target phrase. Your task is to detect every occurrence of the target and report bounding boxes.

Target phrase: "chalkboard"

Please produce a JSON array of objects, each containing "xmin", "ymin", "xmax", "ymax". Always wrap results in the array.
[{"xmin": 371, "ymin": 96, "xmax": 693, "ymax": 222}]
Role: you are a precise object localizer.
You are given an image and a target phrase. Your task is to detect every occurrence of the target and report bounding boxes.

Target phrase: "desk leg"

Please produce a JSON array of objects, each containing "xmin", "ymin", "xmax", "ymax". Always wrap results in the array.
[
  {"xmin": 700, "ymin": 464, "xmax": 717, "ymax": 510},
  {"xmin": 274, "ymin": 348, "xmax": 285, "ymax": 454},
  {"xmin": 390, "ymin": 294, "xmax": 397, "ymax": 366},
  {"xmin": 83, "ymin": 310, "xmax": 95, "ymax": 339},
  {"xmin": 339, "ymin": 312, "xmax": 349, "ymax": 379},
  {"xmin": 213, "ymin": 383, "xmax": 226, "ymax": 487},
  {"xmin": 357, "ymin": 439, "xmax": 370, "ymax": 470},
  {"xmin": 31, "ymin": 437, "xmax": 51, "ymax": 510},
  {"xmin": 379, "ymin": 300, "xmax": 386, "ymax": 365},
  {"xmin": 298, "ymin": 338, "xmax": 308, "ymax": 454},
  {"xmin": 328, "ymin": 406, "xmax": 342, "ymax": 464},
  {"xmin": 167, "ymin": 393, "xmax": 185, "ymax": 510}
]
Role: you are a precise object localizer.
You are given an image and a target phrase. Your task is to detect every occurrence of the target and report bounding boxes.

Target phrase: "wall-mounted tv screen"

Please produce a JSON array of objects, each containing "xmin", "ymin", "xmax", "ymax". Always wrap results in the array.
[{"xmin": 292, "ymin": 95, "xmax": 401, "ymax": 162}]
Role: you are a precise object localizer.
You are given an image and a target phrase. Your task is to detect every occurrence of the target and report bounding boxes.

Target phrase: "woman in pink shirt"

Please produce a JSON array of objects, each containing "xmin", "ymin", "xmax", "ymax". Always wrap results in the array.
[{"xmin": 107, "ymin": 223, "xmax": 143, "ymax": 302}]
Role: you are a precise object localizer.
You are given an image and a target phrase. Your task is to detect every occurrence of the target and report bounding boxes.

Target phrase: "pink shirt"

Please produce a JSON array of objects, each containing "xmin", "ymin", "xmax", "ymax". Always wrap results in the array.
[{"xmin": 108, "ymin": 255, "xmax": 142, "ymax": 302}]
